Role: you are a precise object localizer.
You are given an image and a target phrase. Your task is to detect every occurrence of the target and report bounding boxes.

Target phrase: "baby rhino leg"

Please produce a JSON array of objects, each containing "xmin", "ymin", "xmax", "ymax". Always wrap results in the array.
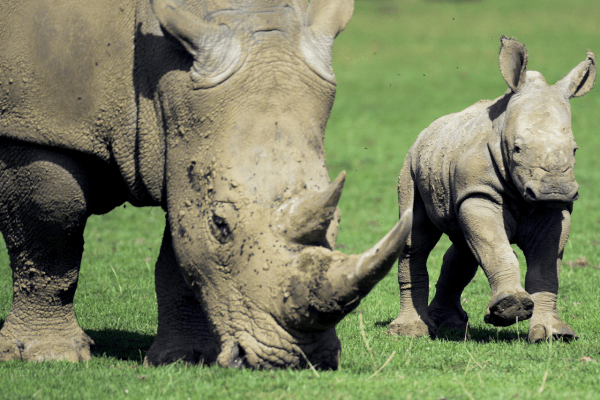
[
  {"xmin": 428, "ymin": 242, "xmax": 478, "ymax": 332},
  {"xmin": 389, "ymin": 193, "xmax": 442, "ymax": 338},
  {"xmin": 520, "ymin": 208, "xmax": 576, "ymax": 342}
]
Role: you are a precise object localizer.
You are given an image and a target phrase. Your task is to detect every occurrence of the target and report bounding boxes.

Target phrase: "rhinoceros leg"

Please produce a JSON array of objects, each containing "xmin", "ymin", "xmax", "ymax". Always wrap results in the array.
[
  {"xmin": 144, "ymin": 227, "xmax": 218, "ymax": 365},
  {"xmin": 0, "ymin": 143, "xmax": 108, "ymax": 361},
  {"xmin": 389, "ymin": 178, "xmax": 441, "ymax": 338},
  {"xmin": 517, "ymin": 207, "xmax": 577, "ymax": 343},
  {"xmin": 428, "ymin": 241, "xmax": 478, "ymax": 332},
  {"xmin": 458, "ymin": 197, "xmax": 533, "ymax": 327}
]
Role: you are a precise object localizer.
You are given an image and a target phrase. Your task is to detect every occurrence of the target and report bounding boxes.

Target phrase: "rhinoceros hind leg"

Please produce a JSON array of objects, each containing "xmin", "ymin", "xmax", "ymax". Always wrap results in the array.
[
  {"xmin": 428, "ymin": 242, "xmax": 477, "ymax": 332},
  {"xmin": 144, "ymin": 228, "xmax": 218, "ymax": 366},
  {"xmin": 484, "ymin": 291, "xmax": 534, "ymax": 327},
  {"xmin": 389, "ymin": 182, "xmax": 441, "ymax": 338}
]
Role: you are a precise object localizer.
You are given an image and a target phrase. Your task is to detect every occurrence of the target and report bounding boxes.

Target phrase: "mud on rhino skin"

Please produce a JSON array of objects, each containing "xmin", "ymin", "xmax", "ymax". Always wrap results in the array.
[
  {"xmin": 388, "ymin": 36, "xmax": 595, "ymax": 343},
  {"xmin": 0, "ymin": 0, "xmax": 413, "ymax": 369}
]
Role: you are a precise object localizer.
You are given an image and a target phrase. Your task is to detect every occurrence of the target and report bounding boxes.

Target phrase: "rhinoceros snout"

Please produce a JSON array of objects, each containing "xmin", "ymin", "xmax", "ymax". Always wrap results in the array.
[{"xmin": 523, "ymin": 181, "xmax": 579, "ymax": 205}]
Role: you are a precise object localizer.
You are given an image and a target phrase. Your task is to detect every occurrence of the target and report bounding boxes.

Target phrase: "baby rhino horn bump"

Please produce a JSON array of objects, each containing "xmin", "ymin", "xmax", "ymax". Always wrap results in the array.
[{"xmin": 284, "ymin": 171, "xmax": 345, "ymax": 245}]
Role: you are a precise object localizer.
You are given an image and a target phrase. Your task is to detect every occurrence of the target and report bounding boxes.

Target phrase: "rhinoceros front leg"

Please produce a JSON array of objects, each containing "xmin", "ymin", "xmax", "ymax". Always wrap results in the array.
[
  {"xmin": 0, "ymin": 144, "xmax": 95, "ymax": 362},
  {"xmin": 428, "ymin": 241, "xmax": 478, "ymax": 332},
  {"xmin": 458, "ymin": 197, "xmax": 533, "ymax": 327},
  {"xmin": 144, "ymin": 227, "xmax": 218, "ymax": 366},
  {"xmin": 518, "ymin": 207, "xmax": 577, "ymax": 342}
]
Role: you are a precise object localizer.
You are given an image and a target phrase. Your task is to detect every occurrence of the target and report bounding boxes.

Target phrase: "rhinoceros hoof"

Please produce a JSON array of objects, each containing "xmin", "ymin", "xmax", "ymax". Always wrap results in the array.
[
  {"xmin": 388, "ymin": 315, "xmax": 439, "ymax": 338},
  {"xmin": 428, "ymin": 307, "xmax": 469, "ymax": 331},
  {"xmin": 484, "ymin": 291, "xmax": 534, "ymax": 327},
  {"xmin": 0, "ymin": 332, "xmax": 93, "ymax": 362},
  {"xmin": 144, "ymin": 338, "xmax": 218, "ymax": 366},
  {"xmin": 528, "ymin": 318, "xmax": 578, "ymax": 343}
]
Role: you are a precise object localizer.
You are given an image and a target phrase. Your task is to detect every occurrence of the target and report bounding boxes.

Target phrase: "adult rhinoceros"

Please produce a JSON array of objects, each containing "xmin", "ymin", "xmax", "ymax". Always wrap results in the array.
[
  {"xmin": 388, "ymin": 37, "xmax": 595, "ymax": 343},
  {"xmin": 0, "ymin": 0, "xmax": 411, "ymax": 369}
]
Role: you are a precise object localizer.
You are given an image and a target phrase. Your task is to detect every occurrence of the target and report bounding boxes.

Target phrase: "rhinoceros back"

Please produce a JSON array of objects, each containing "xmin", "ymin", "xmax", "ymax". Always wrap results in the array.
[
  {"xmin": 408, "ymin": 99, "xmax": 497, "ymax": 232},
  {"xmin": 0, "ymin": 0, "xmax": 136, "ymax": 162}
]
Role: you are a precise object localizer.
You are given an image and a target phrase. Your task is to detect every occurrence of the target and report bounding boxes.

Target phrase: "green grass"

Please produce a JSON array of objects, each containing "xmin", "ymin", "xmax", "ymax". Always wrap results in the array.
[{"xmin": 2, "ymin": 0, "xmax": 600, "ymax": 398}]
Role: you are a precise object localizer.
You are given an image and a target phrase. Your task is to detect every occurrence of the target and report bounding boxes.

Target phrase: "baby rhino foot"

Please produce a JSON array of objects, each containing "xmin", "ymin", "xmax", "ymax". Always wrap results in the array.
[
  {"xmin": 388, "ymin": 314, "xmax": 439, "ymax": 338},
  {"xmin": 484, "ymin": 291, "xmax": 534, "ymax": 327},
  {"xmin": 0, "ymin": 332, "xmax": 94, "ymax": 362},
  {"xmin": 428, "ymin": 305, "xmax": 469, "ymax": 332},
  {"xmin": 529, "ymin": 315, "xmax": 578, "ymax": 343}
]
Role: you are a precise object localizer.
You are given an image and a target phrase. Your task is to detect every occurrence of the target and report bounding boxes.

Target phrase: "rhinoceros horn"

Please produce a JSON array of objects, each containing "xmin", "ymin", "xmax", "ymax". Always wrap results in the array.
[
  {"xmin": 321, "ymin": 209, "xmax": 412, "ymax": 309},
  {"xmin": 277, "ymin": 171, "xmax": 345, "ymax": 246},
  {"xmin": 282, "ymin": 209, "xmax": 412, "ymax": 329},
  {"xmin": 151, "ymin": 0, "xmax": 245, "ymax": 88}
]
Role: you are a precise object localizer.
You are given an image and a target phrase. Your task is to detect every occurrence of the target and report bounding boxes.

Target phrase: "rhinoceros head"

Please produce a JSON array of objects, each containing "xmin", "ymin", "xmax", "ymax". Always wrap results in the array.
[
  {"xmin": 148, "ymin": 0, "xmax": 411, "ymax": 369},
  {"xmin": 496, "ymin": 36, "xmax": 596, "ymax": 206}
]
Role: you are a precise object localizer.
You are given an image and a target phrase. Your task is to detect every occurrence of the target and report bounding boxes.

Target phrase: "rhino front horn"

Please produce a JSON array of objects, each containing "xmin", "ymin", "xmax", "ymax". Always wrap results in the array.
[
  {"xmin": 277, "ymin": 171, "xmax": 346, "ymax": 245},
  {"xmin": 284, "ymin": 209, "xmax": 412, "ymax": 330},
  {"xmin": 331, "ymin": 209, "xmax": 413, "ymax": 304}
]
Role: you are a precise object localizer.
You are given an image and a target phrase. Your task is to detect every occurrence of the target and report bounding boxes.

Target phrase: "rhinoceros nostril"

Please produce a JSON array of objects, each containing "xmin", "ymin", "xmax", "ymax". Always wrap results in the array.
[
  {"xmin": 524, "ymin": 186, "xmax": 537, "ymax": 201},
  {"xmin": 228, "ymin": 343, "xmax": 246, "ymax": 369}
]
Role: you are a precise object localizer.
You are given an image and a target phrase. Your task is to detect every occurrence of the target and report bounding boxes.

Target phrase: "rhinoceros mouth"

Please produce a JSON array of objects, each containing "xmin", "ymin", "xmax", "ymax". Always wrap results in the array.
[
  {"xmin": 523, "ymin": 182, "xmax": 579, "ymax": 206},
  {"xmin": 207, "ymin": 286, "xmax": 342, "ymax": 369}
]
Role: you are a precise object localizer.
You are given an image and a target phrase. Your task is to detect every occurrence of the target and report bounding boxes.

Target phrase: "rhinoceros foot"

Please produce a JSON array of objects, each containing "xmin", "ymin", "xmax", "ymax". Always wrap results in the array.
[
  {"xmin": 528, "ymin": 315, "xmax": 578, "ymax": 343},
  {"xmin": 388, "ymin": 315, "xmax": 439, "ymax": 338},
  {"xmin": 428, "ymin": 304, "xmax": 469, "ymax": 331},
  {"xmin": 484, "ymin": 291, "xmax": 534, "ymax": 327},
  {"xmin": 144, "ymin": 336, "xmax": 218, "ymax": 366},
  {"xmin": 0, "ymin": 330, "xmax": 93, "ymax": 362}
]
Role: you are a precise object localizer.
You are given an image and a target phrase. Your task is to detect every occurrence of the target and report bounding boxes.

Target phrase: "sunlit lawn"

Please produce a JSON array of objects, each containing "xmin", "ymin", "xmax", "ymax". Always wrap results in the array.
[{"xmin": 1, "ymin": 1, "xmax": 600, "ymax": 399}]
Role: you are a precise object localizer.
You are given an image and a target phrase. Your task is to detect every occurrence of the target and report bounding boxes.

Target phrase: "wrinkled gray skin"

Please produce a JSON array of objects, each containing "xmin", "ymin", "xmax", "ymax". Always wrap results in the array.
[
  {"xmin": 388, "ymin": 37, "xmax": 596, "ymax": 343},
  {"xmin": 0, "ymin": 0, "xmax": 412, "ymax": 368}
]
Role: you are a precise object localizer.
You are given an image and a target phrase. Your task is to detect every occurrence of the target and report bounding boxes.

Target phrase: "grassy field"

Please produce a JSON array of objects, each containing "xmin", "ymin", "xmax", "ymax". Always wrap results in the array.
[{"xmin": 2, "ymin": 0, "xmax": 600, "ymax": 399}]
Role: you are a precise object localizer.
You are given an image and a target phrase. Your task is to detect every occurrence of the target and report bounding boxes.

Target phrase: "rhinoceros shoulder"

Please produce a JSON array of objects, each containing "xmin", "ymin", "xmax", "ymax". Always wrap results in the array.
[{"xmin": 0, "ymin": 0, "xmax": 137, "ymax": 161}]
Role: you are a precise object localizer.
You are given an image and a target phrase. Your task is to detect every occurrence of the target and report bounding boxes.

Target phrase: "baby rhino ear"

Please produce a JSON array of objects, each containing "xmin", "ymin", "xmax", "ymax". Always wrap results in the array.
[
  {"xmin": 557, "ymin": 51, "xmax": 596, "ymax": 99},
  {"xmin": 499, "ymin": 36, "xmax": 529, "ymax": 93}
]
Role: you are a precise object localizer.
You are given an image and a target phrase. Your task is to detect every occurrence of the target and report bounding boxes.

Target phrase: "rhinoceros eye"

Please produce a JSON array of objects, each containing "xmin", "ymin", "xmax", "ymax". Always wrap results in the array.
[
  {"xmin": 210, "ymin": 212, "xmax": 233, "ymax": 244},
  {"xmin": 513, "ymin": 144, "xmax": 521, "ymax": 154}
]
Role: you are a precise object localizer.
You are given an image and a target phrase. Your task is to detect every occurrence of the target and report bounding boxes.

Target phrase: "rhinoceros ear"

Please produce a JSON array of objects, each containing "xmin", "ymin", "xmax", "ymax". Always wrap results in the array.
[
  {"xmin": 306, "ymin": 0, "xmax": 354, "ymax": 39},
  {"xmin": 151, "ymin": 0, "xmax": 244, "ymax": 88},
  {"xmin": 301, "ymin": 0, "xmax": 354, "ymax": 81},
  {"xmin": 557, "ymin": 51, "xmax": 596, "ymax": 99},
  {"xmin": 499, "ymin": 36, "xmax": 529, "ymax": 93}
]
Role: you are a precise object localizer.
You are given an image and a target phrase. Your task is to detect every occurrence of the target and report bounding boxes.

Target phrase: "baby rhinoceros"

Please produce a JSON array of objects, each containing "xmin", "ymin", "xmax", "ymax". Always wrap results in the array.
[{"xmin": 389, "ymin": 36, "xmax": 596, "ymax": 343}]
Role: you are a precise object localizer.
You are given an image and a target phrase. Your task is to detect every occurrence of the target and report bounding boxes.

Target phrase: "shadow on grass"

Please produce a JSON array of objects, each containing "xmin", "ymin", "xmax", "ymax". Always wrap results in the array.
[
  {"xmin": 87, "ymin": 329, "xmax": 154, "ymax": 362},
  {"xmin": 375, "ymin": 318, "xmax": 531, "ymax": 343}
]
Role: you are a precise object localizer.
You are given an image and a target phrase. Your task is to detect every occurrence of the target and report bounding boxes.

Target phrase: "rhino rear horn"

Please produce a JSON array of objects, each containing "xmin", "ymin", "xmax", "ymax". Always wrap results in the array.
[
  {"xmin": 557, "ymin": 51, "xmax": 596, "ymax": 99},
  {"xmin": 499, "ymin": 36, "xmax": 529, "ymax": 93},
  {"xmin": 151, "ymin": 0, "xmax": 244, "ymax": 88},
  {"xmin": 279, "ymin": 171, "xmax": 345, "ymax": 245}
]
